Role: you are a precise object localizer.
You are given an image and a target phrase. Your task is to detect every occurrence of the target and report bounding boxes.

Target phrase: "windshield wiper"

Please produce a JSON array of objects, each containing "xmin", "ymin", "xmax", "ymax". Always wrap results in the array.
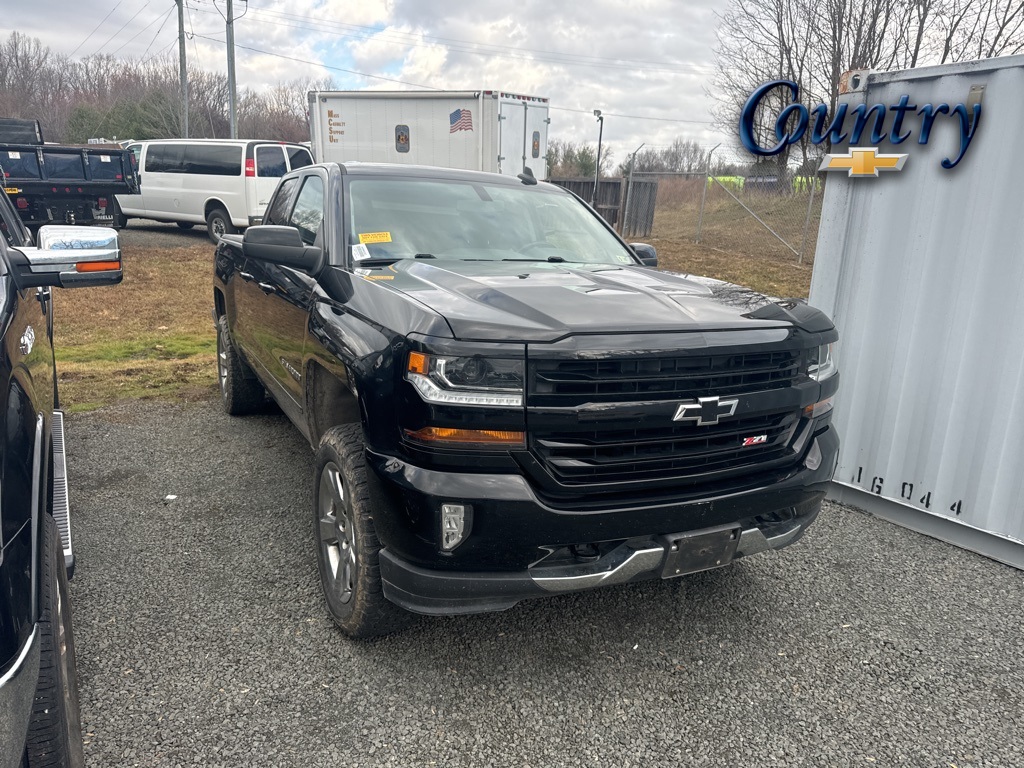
[
  {"xmin": 355, "ymin": 257, "xmax": 402, "ymax": 266},
  {"xmin": 501, "ymin": 255, "xmax": 567, "ymax": 263}
]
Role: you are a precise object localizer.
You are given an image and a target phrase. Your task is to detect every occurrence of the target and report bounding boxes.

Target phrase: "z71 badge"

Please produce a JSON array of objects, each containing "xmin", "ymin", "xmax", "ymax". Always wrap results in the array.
[{"xmin": 742, "ymin": 435, "xmax": 768, "ymax": 446}]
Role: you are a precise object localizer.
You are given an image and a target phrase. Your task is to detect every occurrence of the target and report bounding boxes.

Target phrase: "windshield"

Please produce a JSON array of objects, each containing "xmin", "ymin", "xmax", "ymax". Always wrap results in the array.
[{"xmin": 345, "ymin": 177, "xmax": 637, "ymax": 266}]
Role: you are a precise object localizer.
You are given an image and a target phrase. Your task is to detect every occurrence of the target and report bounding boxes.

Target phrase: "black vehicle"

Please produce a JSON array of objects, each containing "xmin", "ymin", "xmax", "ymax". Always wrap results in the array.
[
  {"xmin": 0, "ymin": 191, "xmax": 122, "ymax": 767},
  {"xmin": 213, "ymin": 163, "xmax": 839, "ymax": 638},
  {"xmin": 0, "ymin": 118, "xmax": 139, "ymax": 231}
]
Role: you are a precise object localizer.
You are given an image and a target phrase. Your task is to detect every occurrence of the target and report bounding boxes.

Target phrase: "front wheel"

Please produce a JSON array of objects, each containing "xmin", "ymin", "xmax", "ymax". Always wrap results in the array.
[
  {"xmin": 314, "ymin": 423, "xmax": 413, "ymax": 638},
  {"xmin": 206, "ymin": 208, "xmax": 236, "ymax": 243},
  {"xmin": 25, "ymin": 514, "xmax": 85, "ymax": 768}
]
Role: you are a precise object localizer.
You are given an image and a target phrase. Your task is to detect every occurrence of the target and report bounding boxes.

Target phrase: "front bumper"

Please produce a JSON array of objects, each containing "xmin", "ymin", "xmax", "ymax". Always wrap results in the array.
[
  {"xmin": 379, "ymin": 507, "xmax": 819, "ymax": 615},
  {"xmin": 368, "ymin": 426, "xmax": 838, "ymax": 615}
]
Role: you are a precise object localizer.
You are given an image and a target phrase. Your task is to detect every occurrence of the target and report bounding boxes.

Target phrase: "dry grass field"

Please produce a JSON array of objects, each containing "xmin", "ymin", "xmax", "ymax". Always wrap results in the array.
[
  {"xmin": 53, "ymin": 239, "xmax": 218, "ymax": 411},
  {"xmin": 52, "ymin": 205, "xmax": 820, "ymax": 409}
]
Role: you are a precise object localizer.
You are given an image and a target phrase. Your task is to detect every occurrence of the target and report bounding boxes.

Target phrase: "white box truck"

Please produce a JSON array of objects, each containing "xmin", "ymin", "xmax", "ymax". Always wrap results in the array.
[{"xmin": 308, "ymin": 90, "xmax": 550, "ymax": 179}]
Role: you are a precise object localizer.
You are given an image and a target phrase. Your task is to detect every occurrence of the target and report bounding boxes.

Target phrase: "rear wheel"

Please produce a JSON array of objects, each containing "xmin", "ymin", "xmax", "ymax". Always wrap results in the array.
[
  {"xmin": 176, "ymin": 222, "xmax": 195, "ymax": 231},
  {"xmin": 216, "ymin": 315, "xmax": 264, "ymax": 415},
  {"xmin": 25, "ymin": 514, "xmax": 85, "ymax": 768},
  {"xmin": 314, "ymin": 423, "xmax": 413, "ymax": 638},
  {"xmin": 206, "ymin": 208, "xmax": 236, "ymax": 243}
]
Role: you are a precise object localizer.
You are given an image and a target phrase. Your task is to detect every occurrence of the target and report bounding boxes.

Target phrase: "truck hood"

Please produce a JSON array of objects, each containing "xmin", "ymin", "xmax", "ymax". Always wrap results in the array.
[{"xmin": 352, "ymin": 259, "xmax": 833, "ymax": 342}]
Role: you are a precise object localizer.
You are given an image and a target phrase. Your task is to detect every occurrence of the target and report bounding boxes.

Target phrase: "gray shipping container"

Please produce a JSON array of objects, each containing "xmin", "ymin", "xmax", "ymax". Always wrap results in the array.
[{"xmin": 810, "ymin": 54, "xmax": 1024, "ymax": 568}]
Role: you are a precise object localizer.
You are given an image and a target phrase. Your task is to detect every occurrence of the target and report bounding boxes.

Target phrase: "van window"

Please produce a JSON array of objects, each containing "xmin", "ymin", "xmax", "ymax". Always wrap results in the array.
[
  {"xmin": 263, "ymin": 177, "xmax": 300, "ymax": 225},
  {"xmin": 256, "ymin": 145, "xmax": 287, "ymax": 178},
  {"xmin": 290, "ymin": 176, "xmax": 324, "ymax": 245},
  {"xmin": 287, "ymin": 147, "xmax": 313, "ymax": 170},
  {"xmin": 145, "ymin": 144, "xmax": 186, "ymax": 173},
  {"xmin": 185, "ymin": 145, "xmax": 242, "ymax": 176}
]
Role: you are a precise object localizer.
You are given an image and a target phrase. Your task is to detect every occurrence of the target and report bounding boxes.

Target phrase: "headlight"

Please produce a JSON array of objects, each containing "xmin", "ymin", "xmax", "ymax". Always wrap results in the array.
[
  {"xmin": 406, "ymin": 351, "xmax": 523, "ymax": 407},
  {"xmin": 808, "ymin": 343, "xmax": 837, "ymax": 382}
]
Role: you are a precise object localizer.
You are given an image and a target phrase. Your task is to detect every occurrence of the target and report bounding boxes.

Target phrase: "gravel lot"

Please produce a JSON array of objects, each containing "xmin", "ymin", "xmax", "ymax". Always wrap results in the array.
[
  {"xmin": 119, "ymin": 220, "xmax": 213, "ymax": 249},
  {"xmin": 67, "ymin": 400, "xmax": 1024, "ymax": 767}
]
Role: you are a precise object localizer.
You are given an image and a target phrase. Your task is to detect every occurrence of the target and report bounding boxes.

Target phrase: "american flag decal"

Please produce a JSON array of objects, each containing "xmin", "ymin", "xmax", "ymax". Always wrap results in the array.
[{"xmin": 449, "ymin": 108, "xmax": 473, "ymax": 133}]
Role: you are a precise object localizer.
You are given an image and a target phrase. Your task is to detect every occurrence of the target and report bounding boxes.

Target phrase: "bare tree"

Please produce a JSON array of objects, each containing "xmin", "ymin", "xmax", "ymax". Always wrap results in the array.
[{"xmin": 711, "ymin": 0, "xmax": 1024, "ymax": 164}]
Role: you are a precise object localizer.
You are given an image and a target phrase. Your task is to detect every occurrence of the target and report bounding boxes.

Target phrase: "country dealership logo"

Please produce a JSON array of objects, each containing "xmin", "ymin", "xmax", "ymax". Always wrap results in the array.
[{"xmin": 738, "ymin": 79, "xmax": 983, "ymax": 176}]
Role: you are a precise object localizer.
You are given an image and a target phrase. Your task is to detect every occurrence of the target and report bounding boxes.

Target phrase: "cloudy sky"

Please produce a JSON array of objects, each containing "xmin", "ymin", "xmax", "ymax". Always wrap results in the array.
[{"xmin": 11, "ymin": 0, "xmax": 739, "ymax": 162}]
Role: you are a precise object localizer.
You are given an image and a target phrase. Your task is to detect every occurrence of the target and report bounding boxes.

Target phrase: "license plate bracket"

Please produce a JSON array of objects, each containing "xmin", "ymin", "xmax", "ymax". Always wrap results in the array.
[{"xmin": 659, "ymin": 525, "xmax": 741, "ymax": 579}]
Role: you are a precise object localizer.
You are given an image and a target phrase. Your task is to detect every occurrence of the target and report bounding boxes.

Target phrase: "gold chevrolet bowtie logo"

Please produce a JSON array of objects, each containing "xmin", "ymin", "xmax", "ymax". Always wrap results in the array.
[{"xmin": 818, "ymin": 147, "xmax": 908, "ymax": 177}]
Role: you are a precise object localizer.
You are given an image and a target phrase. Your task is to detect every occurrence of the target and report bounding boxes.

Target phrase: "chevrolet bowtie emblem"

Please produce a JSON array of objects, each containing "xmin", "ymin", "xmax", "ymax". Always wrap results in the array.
[
  {"xmin": 818, "ymin": 147, "xmax": 908, "ymax": 177},
  {"xmin": 672, "ymin": 396, "xmax": 738, "ymax": 426}
]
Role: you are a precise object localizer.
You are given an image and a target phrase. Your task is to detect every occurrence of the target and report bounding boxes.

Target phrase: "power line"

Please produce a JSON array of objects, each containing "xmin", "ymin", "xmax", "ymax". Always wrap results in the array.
[
  {"xmin": 91, "ymin": 2, "xmax": 152, "ymax": 58},
  {"xmin": 69, "ymin": 2, "xmax": 124, "ymax": 57},
  {"xmin": 191, "ymin": 34, "xmax": 441, "ymax": 89},
  {"xmin": 111, "ymin": 5, "xmax": 176, "ymax": 56},
  {"xmin": 188, "ymin": 0, "xmax": 712, "ymax": 75},
  {"xmin": 549, "ymin": 105, "xmax": 715, "ymax": 125},
  {"xmin": 139, "ymin": 5, "xmax": 177, "ymax": 60}
]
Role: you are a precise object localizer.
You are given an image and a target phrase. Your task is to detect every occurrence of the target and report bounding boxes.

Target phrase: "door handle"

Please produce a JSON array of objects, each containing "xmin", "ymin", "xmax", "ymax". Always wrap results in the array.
[
  {"xmin": 258, "ymin": 282, "xmax": 277, "ymax": 294},
  {"xmin": 239, "ymin": 271, "xmax": 254, "ymax": 281}
]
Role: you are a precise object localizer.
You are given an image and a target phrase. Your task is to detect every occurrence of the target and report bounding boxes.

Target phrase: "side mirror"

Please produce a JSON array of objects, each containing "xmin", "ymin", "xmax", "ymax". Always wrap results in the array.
[
  {"xmin": 242, "ymin": 225, "xmax": 322, "ymax": 271},
  {"xmin": 9, "ymin": 225, "xmax": 122, "ymax": 289},
  {"xmin": 631, "ymin": 243, "xmax": 658, "ymax": 268}
]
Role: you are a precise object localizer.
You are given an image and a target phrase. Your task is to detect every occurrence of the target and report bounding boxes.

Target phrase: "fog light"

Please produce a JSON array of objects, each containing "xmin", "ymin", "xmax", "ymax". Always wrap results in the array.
[
  {"xmin": 441, "ymin": 504, "xmax": 468, "ymax": 551},
  {"xmin": 805, "ymin": 440, "xmax": 822, "ymax": 471}
]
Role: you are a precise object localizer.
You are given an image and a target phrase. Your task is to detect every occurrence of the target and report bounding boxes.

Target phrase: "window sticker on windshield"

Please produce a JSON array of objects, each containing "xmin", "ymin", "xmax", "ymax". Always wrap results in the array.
[
  {"xmin": 100, "ymin": 155, "xmax": 111, "ymax": 162},
  {"xmin": 8, "ymin": 151, "xmax": 20, "ymax": 159},
  {"xmin": 359, "ymin": 231, "xmax": 392, "ymax": 244},
  {"xmin": 352, "ymin": 243, "xmax": 371, "ymax": 261}
]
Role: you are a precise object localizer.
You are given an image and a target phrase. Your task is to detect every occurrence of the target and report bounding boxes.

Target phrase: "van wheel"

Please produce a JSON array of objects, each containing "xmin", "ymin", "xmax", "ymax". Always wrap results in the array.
[
  {"xmin": 206, "ymin": 208, "xmax": 236, "ymax": 243},
  {"xmin": 315, "ymin": 424, "xmax": 413, "ymax": 639},
  {"xmin": 176, "ymin": 222, "xmax": 195, "ymax": 231},
  {"xmin": 25, "ymin": 514, "xmax": 85, "ymax": 768}
]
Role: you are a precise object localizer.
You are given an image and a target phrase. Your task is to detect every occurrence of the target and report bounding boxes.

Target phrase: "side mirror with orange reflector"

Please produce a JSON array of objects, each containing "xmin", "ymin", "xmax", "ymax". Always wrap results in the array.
[{"xmin": 8, "ymin": 225, "xmax": 123, "ymax": 289}]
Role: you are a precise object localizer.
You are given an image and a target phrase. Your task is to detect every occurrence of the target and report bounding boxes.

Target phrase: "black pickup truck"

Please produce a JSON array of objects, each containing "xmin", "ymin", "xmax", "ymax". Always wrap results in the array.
[
  {"xmin": 213, "ymin": 162, "xmax": 839, "ymax": 638},
  {"xmin": 1, "ymin": 119, "xmax": 139, "ymax": 231},
  {"xmin": 0, "ymin": 189, "xmax": 122, "ymax": 767}
]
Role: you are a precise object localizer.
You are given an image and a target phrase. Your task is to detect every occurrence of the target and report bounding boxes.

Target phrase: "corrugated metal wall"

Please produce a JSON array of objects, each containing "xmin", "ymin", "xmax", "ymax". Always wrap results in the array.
[{"xmin": 810, "ymin": 55, "xmax": 1024, "ymax": 561}]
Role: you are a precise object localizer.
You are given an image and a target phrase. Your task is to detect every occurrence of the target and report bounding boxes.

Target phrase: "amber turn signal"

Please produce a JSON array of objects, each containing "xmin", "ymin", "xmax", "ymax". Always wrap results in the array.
[
  {"xmin": 75, "ymin": 260, "xmax": 121, "ymax": 272},
  {"xmin": 404, "ymin": 426, "xmax": 525, "ymax": 447},
  {"xmin": 407, "ymin": 351, "xmax": 428, "ymax": 374}
]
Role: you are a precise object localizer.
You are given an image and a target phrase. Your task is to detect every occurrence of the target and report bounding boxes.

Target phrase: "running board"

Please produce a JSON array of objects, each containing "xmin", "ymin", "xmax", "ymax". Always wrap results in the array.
[{"xmin": 51, "ymin": 410, "xmax": 74, "ymax": 578}]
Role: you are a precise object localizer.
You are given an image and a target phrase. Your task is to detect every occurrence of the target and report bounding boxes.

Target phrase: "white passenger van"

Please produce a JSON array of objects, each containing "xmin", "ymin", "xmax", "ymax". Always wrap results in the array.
[{"xmin": 116, "ymin": 139, "xmax": 314, "ymax": 242}]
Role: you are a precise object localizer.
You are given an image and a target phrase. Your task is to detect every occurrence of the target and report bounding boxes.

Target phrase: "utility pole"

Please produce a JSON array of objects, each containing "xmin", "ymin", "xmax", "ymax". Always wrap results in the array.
[
  {"xmin": 591, "ymin": 110, "xmax": 604, "ymax": 205},
  {"xmin": 226, "ymin": 0, "xmax": 238, "ymax": 138},
  {"xmin": 176, "ymin": 0, "xmax": 188, "ymax": 138}
]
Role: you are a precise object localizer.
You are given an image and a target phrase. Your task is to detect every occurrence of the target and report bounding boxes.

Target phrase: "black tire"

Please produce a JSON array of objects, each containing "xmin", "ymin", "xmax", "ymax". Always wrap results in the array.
[
  {"xmin": 216, "ymin": 315, "xmax": 264, "ymax": 415},
  {"xmin": 176, "ymin": 222, "xmax": 195, "ymax": 231},
  {"xmin": 206, "ymin": 208, "xmax": 236, "ymax": 243},
  {"xmin": 110, "ymin": 198, "xmax": 127, "ymax": 230},
  {"xmin": 314, "ymin": 423, "xmax": 413, "ymax": 638},
  {"xmin": 25, "ymin": 514, "xmax": 85, "ymax": 768}
]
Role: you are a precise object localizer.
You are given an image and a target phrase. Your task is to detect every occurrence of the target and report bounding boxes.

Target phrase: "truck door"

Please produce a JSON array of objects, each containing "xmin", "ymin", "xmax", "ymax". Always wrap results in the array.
[
  {"xmin": 498, "ymin": 99, "xmax": 527, "ymax": 177},
  {"xmin": 524, "ymin": 103, "xmax": 549, "ymax": 179},
  {"xmin": 244, "ymin": 173, "xmax": 323, "ymax": 421}
]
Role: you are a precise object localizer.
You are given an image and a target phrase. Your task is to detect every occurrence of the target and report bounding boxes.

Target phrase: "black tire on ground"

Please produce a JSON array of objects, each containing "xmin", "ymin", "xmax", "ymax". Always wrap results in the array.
[
  {"xmin": 176, "ymin": 222, "xmax": 195, "ymax": 230},
  {"xmin": 25, "ymin": 514, "xmax": 86, "ymax": 768},
  {"xmin": 216, "ymin": 315, "xmax": 265, "ymax": 415},
  {"xmin": 314, "ymin": 423, "xmax": 413, "ymax": 639},
  {"xmin": 110, "ymin": 198, "xmax": 127, "ymax": 229},
  {"xmin": 206, "ymin": 208, "xmax": 236, "ymax": 243}
]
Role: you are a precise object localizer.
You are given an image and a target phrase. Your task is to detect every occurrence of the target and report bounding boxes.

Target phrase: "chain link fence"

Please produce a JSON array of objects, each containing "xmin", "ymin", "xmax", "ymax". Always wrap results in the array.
[{"xmin": 635, "ymin": 168, "xmax": 823, "ymax": 265}]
